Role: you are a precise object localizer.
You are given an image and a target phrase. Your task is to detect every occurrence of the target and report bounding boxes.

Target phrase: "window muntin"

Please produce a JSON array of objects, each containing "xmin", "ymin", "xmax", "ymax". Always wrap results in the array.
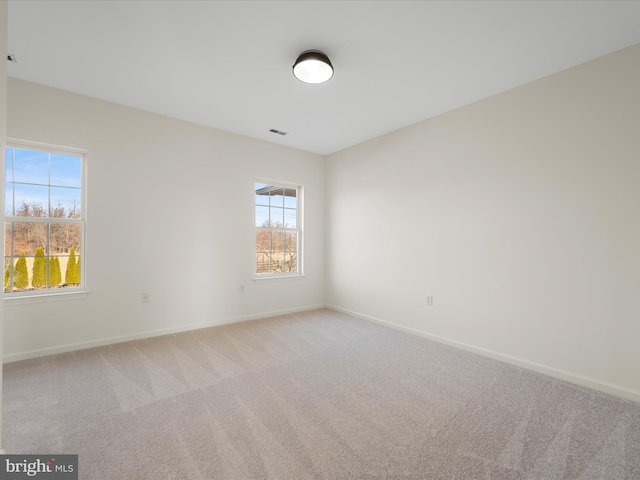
[
  {"xmin": 255, "ymin": 181, "xmax": 301, "ymax": 276},
  {"xmin": 4, "ymin": 143, "xmax": 86, "ymax": 295}
]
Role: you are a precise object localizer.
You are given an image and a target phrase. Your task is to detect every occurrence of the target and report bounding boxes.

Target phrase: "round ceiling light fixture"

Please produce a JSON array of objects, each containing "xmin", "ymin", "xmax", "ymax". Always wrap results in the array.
[{"xmin": 292, "ymin": 50, "xmax": 334, "ymax": 84}]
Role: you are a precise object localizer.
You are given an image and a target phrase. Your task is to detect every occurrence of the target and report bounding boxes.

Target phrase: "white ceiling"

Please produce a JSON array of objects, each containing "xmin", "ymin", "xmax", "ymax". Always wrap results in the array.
[{"xmin": 7, "ymin": 1, "xmax": 640, "ymax": 155}]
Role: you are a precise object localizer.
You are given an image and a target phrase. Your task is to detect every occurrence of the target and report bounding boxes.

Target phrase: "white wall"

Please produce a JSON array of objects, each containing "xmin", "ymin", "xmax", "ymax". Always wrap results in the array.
[
  {"xmin": 5, "ymin": 42, "xmax": 640, "ymax": 404},
  {"xmin": 4, "ymin": 79, "xmax": 325, "ymax": 361},
  {"xmin": 325, "ymin": 43, "xmax": 640, "ymax": 401},
  {"xmin": 1, "ymin": 0, "xmax": 8, "ymax": 450}
]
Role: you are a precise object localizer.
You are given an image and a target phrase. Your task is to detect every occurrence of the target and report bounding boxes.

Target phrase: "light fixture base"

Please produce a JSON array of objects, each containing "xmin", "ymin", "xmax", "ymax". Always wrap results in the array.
[{"xmin": 293, "ymin": 50, "xmax": 333, "ymax": 84}]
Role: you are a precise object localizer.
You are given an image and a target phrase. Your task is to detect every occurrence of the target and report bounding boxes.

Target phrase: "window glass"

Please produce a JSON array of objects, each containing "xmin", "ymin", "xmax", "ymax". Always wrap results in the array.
[
  {"xmin": 13, "ymin": 148, "xmax": 49, "ymax": 185},
  {"xmin": 50, "ymin": 154, "xmax": 82, "ymax": 188},
  {"xmin": 4, "ymin": 144, "xmax": 85, "ymax": 294},
  {"xmin": 255, "ymin": 181, "xmax": 301, "ymax": 277}
]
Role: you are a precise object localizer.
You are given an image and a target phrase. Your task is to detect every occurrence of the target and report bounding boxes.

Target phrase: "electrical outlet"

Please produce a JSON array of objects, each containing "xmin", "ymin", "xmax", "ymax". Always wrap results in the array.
[
  {"xmin": 142, "ymin": 293, "xmax": 150, "ymax": 303},
  {"xmin": 427, "ymin": 295, "xmax": 433, "ymax": 306}
]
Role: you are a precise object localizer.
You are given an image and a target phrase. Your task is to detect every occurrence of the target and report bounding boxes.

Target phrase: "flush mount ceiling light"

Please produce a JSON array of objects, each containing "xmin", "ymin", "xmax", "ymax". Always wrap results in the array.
[{"xmin": 292, "ymin": 50, "xmax": 333, "ymax": 84}]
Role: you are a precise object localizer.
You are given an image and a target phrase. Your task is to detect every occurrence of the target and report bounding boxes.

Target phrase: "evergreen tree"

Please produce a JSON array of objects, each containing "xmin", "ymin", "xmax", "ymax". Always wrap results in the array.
[
  {"xmin": 4, "ymin": 260, "xmax": 11, "ymax": 291},
  {"xmin": 14, "ymin": 252, "xmax": 29, "ymax": 290},
  {"xmin": 49, "ymin": 257, "xmax": 62, "ymax": 287},
  {"xmin": 32, "ymin": 247, "xmax": 47, "ymax": 288},
  {"xmin": 76, "ymin": 257, "xmax": 81, "ymax": 284},
  {"xmin": 65, "ymin": 248, "xmax": 78, "ymax": 285}
]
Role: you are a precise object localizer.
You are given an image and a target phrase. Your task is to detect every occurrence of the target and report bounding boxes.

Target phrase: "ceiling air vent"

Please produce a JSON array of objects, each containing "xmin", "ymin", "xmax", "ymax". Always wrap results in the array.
[{"xmin": 269, "ymin": 129, "xmax": 287, "ymax": 136}]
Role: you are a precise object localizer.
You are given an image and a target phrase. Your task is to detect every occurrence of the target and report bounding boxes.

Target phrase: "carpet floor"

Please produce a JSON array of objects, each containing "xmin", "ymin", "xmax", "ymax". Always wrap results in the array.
[{"xmin": 2, "ymin": 308, "xmax": 639, "ymax": 479}]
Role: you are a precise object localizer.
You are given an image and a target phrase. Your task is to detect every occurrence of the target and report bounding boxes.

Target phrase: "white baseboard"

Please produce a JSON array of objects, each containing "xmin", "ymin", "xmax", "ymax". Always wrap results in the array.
[
  {"xmin": 3, "ymin": 304, "xmax": 325, "ymax": 364},
  {"xmin": 326, "ymin": 304, "xmax": 640, "ymax": 404}
]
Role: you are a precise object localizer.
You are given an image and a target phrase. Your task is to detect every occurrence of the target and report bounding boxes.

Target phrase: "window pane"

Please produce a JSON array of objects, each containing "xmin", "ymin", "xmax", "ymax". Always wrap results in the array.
[
  {"xmin": 271, "ymin": 231, "xmax": 285, "ymax": 272},
  {"xmin": 255, "ymin": 205, "xmax": 269, "ymax": 227},
  {"xmin": 3, "ymin": 257, "xmax": 12, "ymax": 293},
  {"xmin": 50, "ymin": 187, "xmax": 82, "ymax": 218},
  {"xmin": 31, "ymin": 249, "xmax": 47, "ymax": 290},
  {"xmin": 4, "ymin": 223, "xmax": 11, "ymax": 257},
  {"xmin": 270, "ymin": 207, "xmax": 284, "ymax": 227},
  {"xmin": 255, "ymin": 184, "xmax": 269, "ymax": 206},
  {"xmin": 51, "ymin": 223, "xmax": 81, "ymax": 255},
  {"xmin": 5, "ymin": 183, "xmax": 13, "ymax": 216},
  {"xmin": 11, "ymin": 222, "xmax": 47, "ymax": 256},
  {"xmin": 13, "ymin": 184, "xmax": 49, "ymax": 217},
  {"xmin": 59, "ymin": 254, "xmax": 81, "ymax": 286},
  {"xmin": 285, "ymin": 232, "xmax": 298, "ymax": 273},
  {"xmin": 8, "ymin": 255, "xmax": 32, "ymax": 292},
  {"xmin": 284, "ymin": 208, "xmax": 297, "ymax": 228},
  {"xmin": 270, "ymin": 191, "xmax": 285, "ymax": 208},
  {"xmin": 50, "ymin": 201, "xmax": 67, "ymax": 218},
  {"xmin": 13, "ymin": 149, "xmax": 49, "ymax": 185},
  {"xmin": 256, "ymin": 230, "xmax": 271, "ymax": 274},
  {"xmin": 255, "ymin": 193, "xmax": 269, "ymax": 206},
  {"xmin": 48, "ymin": 255, "xmax": 63, "ymax": 288},
  {"xmin": 284, "ymin": 192, "xmax": 296, "ymax": 208},
  {"xmin": 50, "ymin": 154, "xmax": 82, "ymax": 188}
]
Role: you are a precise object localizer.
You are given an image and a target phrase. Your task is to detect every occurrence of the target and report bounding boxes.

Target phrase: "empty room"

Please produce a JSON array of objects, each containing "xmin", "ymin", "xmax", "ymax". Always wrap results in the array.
[{"xmin": 1, "ymin": 1, "xmax": 639, "ymax": 479}]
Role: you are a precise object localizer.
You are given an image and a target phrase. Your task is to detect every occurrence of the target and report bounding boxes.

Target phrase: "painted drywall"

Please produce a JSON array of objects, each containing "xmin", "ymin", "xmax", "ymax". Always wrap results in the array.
[
  {"xmin": 1, "ymin": 0, "xmax": 8, "ymax": 449},
  {"xmin": 4, "ymin": 78, "xmax": 325, "ymax": 361},
  {"xmin": 325, "ymin": 43, "xmax": 640, "ymax": 400}
]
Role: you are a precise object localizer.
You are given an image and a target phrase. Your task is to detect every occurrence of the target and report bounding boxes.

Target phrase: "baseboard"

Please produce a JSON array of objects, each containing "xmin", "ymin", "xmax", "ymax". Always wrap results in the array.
[
  {"xmin": 3, "ymin": 304, "xmax": 326, "ymax": 364},
  {"xmin": 326, "ymin": 304, "xmax": 640, "ymax": 404}
]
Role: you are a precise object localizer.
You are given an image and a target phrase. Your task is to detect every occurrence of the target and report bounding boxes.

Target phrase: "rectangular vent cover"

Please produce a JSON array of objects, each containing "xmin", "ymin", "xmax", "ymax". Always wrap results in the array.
[{"xmin": 269, "ymin": 129, "xmax": 287, "ymax": 136}]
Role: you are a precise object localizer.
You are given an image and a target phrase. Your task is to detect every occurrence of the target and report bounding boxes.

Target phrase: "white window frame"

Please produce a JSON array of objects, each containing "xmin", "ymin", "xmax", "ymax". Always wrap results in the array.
[
  {"xmin": 254, "ymin": 178, "xmax": 303, "ymax": 280},
  {"xmin": 4, "ymin": 139, "xmax": 88, "ymax": 302}
]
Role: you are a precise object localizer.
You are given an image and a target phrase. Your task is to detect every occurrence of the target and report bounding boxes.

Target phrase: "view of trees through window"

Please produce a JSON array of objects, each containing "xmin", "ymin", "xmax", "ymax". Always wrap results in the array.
[
  {"xmin": 255, "ymin": 182, "xmax": 300, "ymax": 275},
  {"xmin": 4, "ymin": 145, "xmax": 84, "ymax": 293}
]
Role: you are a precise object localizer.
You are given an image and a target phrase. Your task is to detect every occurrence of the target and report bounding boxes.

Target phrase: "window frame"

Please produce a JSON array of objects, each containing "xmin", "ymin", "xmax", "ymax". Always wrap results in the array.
[
  {"xmin": 4, "ymin": 139, "xmax": 88, "ymax": 300},
  {"xmin": 254, "ymin": 178, "xmax": 303, "ymax": 280}
]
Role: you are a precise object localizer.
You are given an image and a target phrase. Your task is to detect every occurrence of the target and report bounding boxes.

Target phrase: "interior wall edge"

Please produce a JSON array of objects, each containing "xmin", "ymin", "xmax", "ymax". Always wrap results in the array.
[
  {"xmin": 3, "ymin": 303, "xmax": 326, "ymax": 364},
  {"xmin": 325, "ymin": 304, "xmax": 640, "ymax": 404}
]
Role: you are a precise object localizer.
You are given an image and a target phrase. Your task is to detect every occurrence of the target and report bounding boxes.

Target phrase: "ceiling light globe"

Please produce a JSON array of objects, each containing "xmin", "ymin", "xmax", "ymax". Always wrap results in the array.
[{"xmin": 293, "ymin": 50, "xmax": 334, "ymax": 84}]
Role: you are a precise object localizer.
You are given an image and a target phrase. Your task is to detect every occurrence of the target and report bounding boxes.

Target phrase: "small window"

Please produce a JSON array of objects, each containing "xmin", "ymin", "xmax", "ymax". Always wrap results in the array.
[
  {"xmin": 4, "ymin": 142, "xmax": 86, "ymax": 295},
  {"xmin": 255, "ymin": 181, "xmax": 302, "ymax": 277}
]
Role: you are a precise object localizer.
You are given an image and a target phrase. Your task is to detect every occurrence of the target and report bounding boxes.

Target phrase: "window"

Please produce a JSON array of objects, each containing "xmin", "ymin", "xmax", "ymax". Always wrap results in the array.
[
  {"xmin": 255, "ymin": 180, "xmax": 302, "ymax": 277},
  {"xmin": 4, "ymin": 141, "xmax": 86, "ymax": 296}
]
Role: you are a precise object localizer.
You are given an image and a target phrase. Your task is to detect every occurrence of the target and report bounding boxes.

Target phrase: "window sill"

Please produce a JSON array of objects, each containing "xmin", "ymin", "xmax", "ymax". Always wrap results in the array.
[
  {"xmin": 4, "ymin": 290, "xmax": 91, "ymax": 306},
  {"xmin": 253, "ymin": 274, "xmax": 305, "ymax": 283}
]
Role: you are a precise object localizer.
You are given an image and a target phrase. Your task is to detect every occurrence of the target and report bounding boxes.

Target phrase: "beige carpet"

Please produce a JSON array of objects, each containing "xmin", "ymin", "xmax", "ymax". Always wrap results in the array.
[{"xmin": 3, "ymin": 308, "xmax": 639, "ymax": 479}]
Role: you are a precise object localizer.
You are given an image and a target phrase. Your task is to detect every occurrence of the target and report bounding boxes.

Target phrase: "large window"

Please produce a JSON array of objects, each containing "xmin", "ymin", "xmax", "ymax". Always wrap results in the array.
[
  {"xmin": 4, "ymin": 142, "xmax": 86, "ymax": 295},
  {"xmin": 255, "ymin": 181, "xmax": 302, "ymax": 276}
]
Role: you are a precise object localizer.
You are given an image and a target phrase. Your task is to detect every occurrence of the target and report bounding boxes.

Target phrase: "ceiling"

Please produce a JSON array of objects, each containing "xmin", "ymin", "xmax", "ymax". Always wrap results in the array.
[{"xmin": 7, "ymin": 1, "xmax": 640, "ymax": 156}]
